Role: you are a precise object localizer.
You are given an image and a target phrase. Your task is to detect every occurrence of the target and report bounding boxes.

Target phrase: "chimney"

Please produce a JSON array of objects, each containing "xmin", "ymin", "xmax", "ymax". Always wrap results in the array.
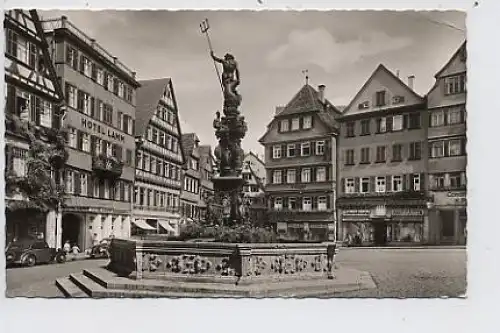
[
  {"xmin": 318, "ymin": 84, "xmax": 326, "ymax": 103},
  {"xmin": 396, "ymin": 70, "xmax": 400, "ymax": 78},
  {"xmin": 407, "ymin": 75, "xmax": 415, "ymax": 90}
]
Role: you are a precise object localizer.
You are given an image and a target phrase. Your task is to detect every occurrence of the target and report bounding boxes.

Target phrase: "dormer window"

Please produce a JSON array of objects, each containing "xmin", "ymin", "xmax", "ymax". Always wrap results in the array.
[
  {"xmin": 392, "ymin": 95, "xmax": 405, "ymax": 104},
  {"xmin": 280, "ymin": 119, "xmax": 289, "ymax": 132},
  {"xmin": 302, "ymin": 115, "xmax": 312, "ymax": 129},
  {"xmin": 375, "ymin": 90, "xmax": 386, "ymax": 107},
  {"xmin": 291, "ymin": 118, "xmax": 300, "ymax": 130}
]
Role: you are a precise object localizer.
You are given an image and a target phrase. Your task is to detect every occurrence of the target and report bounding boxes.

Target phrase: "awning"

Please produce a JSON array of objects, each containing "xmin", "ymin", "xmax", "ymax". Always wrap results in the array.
[
  {"xmin": 157, "ymin": 220, "xmax": 176, "ymax": 233},
  {"xmin": 132, "ymin": 219, "xmax": 156, "ymax": 231}
]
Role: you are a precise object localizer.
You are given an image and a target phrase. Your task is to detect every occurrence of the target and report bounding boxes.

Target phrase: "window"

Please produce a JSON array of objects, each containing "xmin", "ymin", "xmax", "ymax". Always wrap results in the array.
[
  {"xmin": 392, "ymin": 144, "xmax": 403, "ymax": 161},
  {"xmin": 114, "ymin": 182, "xmax": 121, "ymax": 201},
  {"xmin": 152, "ymin": 128, "xmax": 158, "ymax": 144},
  {"xmin": 346, "ymin": 122, "xmax": 355, "ymax": 137},
  {"xmin": 272, "ymin": 145, "xmax": 281, "ymax": 159},
  {"xmin": 82, "ymin": 92, "xmax": 91, "ymax": 115},
  {"xmin": 392, "ymin": 176, "xmax": 403, "ymax": 192},
  {"xmin": 118, "ymin": 81, "xmax": 125, "ymax": 98},
  {"xmin": 67, "ymin": 84, "xmax": 77, "ymax": 108},
  {"xmin": 286, "ymin": 169, "xmax": 296, "ymax": 184},
  {"xmin": 274, "ymin": 197, "xmax": 283, "ymax": 210},
  {"xmin": 412, "ymin": 174, "xmax": 421, "ymax": 191},
  {"xmin": 65, "ymin": 45, "xmax": 78, "ymax": 70},
  {"xmin": 376, "ymin": 177, "xmax": 386, "ymax": 193},
  {"xmin": 301, "ymin": 168, "xmax": 311, "ymax": 183},
  {"xmin": 103, "ymin": 180, "xmax": 110, "ymax": 199},
  {"xmin": 431, "ymin": 174, "xmax": 445, "ymax": 189},
  {"xmin": 375, "ymin": 91, "xmax": 386, "ymax": 106},
  {"xmin": 360, "ymin": 177, "xmax": 370, "ymax": 193},
  {"xmin": 444, "ymin": 74, "xmax": 466, "ymax": 95},
  {"xmin": 273, "ymin": 170, "xmax": 282, "ymax": 184},
  {"xmin": 11, "ymin": 148, "xmax": 27, "ymax": 177},
  {"xmin": 316, "ymin": 167, "xmax": 326, "ymax": 182},
  {"xmin": 280, "ymin": 119, "xmax": 289, "ymax": 132},
  {"xmin": 449, "ymin": 139, "xmax": 462, "ymax": 156},
  {"xmin": 431, "ymin": 111, "xmax": 445, "ymax": 127},
  {"xmin": 315, "ymin": 141, "xmax": 325, "ymax": 155},
  {"xmin": 65, "ymin": 170, "xmax": 75, "ymax": 194},
  {"xmin": 81, "ymin": 133, "xmax": 90, "ymax": 152},
  {"xmin": 144, "ymin": 154, "xmax": 150, "ymax": 172},
  {"xmin": 449, "ymin": 172, "xmax": 462, "ymax": 189},
  {"xmin": 360, "ymin": 147, "xmax": 370, "ymax": 164},
  {"xmin": 301, "ymin": 142, "xmax": 310, "ymax": 156},
  {"xmin": 38, "ymin": 100, "xmax": 52, "ymax": 128},
  {"xmin": 303, "ymin": 115, "xmax": 312, "ymax": 129},
  {"xmin": 80, "ymin": 174, "xmax": 88, "ymax": 196},
  {"xmin": 96, "ymin": 67, "xmax": 104, "ymax": 85},
  {"xmin": 288, "ymin": 197, "xmax": 296, "ymax": 210},
  {"xmin": 360, "ymin": 119, "xmax": 371, "ymax": 135},
  {"xmin": 430, "ymin": 141, "xmax": 444, "ymax": 158},
  {"xmin": 190, "ymin": 158, "xmax": 199, "ymax": 170},
  {"xmin": 392, "ymin": 115, "xmax": 403, "ymax": 131},
  {"xmin": 124, "ymin": 183, "xmax": 130, "ymax": 202},
  {"xmin": 376, "ymin": 146, "xmax": 386, "ymax": 163},
  {"xmin": 68, "ymin": 128, "xmax": 77, "ymax": 148},
  {"xmin": 151, "ymin": 157, "xmax": 157, "ymax": 174},
  {"xmin": 94, "ymin": 138, "xmax": 102, "ymax": 156},
  {"xmin": 345, "ymin": 178, "xmax": 355, "ymax": 193},
  {"xmin": 82, "ymin": 57, "xmax": 92, "ymax": 77},
  {"xmin": 409, "ymin": 142, "xmax": 422, "ymax": 160},
  {"xmin": 448, "ymin": 107, "xmax": 463, "ymax": 125},
  {"xmin": 103, "ymin": 104, "xmax": 113, "ymax": 125},
  {"xmin": 302, "ymin": 197, "xmax": 312, "ymax": 211},
  {"xmin": 408, "ymin": 113, "xmax": 421, "ymax": 129},
  {"xmin": 376, "ymin": 118, "xmax": 387, "ymax": 133},
  {"xmin": 93, "ymin": 179, "xmax": 99, "ymax": 197},
  {"xmin": 287, "ymin": 144, "xmax": 296, "ymax": 157},
  {"xmin": 291, "ymin": 118, "xmax": 300, "ymax": 130},
  {"xmin": 107, "ymin": 74, "xmax": 114, "ymax": 92},
  {"xmin": 345, "ymin": 149, "xmax": 354, "ymax": 165},
  {"xmin": 318, "ymin": 197, "xmax": 327, "ymax": 211}
]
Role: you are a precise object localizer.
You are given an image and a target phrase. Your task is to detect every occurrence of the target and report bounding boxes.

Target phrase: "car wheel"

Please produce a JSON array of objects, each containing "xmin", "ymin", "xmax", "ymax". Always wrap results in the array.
[
  {"xmin": 25, "ymin": 254, "xmax": 36, "ymax": 267},
  {"xmin": 56, "ymin": 253, "xmax": 66, "ymax": 263}
]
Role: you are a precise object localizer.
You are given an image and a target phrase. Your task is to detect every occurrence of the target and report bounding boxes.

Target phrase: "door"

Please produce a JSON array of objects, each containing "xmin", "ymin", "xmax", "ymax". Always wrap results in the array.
[{"xmin": 373, "ymin": 220, "xmax": 386, "ymax": 246}]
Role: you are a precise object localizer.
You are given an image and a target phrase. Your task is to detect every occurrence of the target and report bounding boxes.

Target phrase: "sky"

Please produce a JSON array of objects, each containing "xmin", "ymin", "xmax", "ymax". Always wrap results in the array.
[{"xmin": 39, "ymin": 10, "xmax": 466, "ymax": 157}]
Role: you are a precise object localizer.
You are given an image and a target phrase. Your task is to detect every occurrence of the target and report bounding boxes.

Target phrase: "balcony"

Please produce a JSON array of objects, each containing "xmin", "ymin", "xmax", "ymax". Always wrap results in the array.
[{"xmin": 92, "ymin": 154, "xmax": 123, "ymax": 179}]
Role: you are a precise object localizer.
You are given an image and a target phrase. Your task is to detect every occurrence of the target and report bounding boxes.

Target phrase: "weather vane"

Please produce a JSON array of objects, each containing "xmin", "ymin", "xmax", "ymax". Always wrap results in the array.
[{"xmin": 302, "ymin": 69, "xmax": 309, "ymax": 85}]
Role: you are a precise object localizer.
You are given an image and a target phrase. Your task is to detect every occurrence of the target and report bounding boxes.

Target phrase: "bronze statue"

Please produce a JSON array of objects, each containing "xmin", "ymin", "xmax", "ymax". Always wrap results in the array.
[
  {"xmin": 213, "ymin": 111, "xmax": 221, "ymax": 130},
  {"xmin": 211, "ymin": 51, "xmax": 241, "ymax": 110}
]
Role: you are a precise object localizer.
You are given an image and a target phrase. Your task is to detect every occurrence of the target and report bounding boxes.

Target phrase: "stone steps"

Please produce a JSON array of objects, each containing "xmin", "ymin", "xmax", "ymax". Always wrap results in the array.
[{"xmin": 55, "ymin": 277, "xmax": 89, "ymax": 298}]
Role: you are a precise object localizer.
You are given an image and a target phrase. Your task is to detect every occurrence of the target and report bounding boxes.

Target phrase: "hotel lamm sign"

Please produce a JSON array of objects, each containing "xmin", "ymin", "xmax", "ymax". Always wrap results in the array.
[{"xmin": 81, "ymin": 117, "xmax": 125, "ymax": 143}]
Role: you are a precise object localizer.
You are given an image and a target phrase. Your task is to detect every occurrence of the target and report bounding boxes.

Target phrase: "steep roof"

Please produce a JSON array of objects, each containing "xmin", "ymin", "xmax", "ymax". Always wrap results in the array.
[
  {"xmin": 198, "ymin": 145, "xmax": 214, "ymax": 171},
  {"xmin": 244, "ymin": 151, "xmax": 265, "ymax": 167},
  {"xmin": 135, "ymin": 78, "xmax": 172, "ymax": 136},
  {"xmin": 278, "ymin": 84, "xmax": 324, "ymax": 116},
  {"xmin": 342, "ymin": 64, "xmax": 424, "ymax": 117},
  {"xmin": 181, "ymin": 133, "xmax": 200, "ymax": 159},
  {"xmin": 434, "ymin": 41, "xmax": 466, "ymax": 78}
]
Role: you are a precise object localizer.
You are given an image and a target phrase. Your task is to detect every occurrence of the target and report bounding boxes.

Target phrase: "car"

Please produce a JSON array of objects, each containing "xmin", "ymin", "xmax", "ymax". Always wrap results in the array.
[
  {"xmin": 5, "ymin": 236, "xmax": 67, "ymax": 267},
  {"xmin": 89, "ymin": 238, "xmax": 111, "ymax": 259}
]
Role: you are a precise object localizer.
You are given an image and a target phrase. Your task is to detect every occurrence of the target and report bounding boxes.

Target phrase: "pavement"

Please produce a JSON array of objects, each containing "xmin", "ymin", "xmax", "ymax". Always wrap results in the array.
[{"xmin": 5, "ymin": 247, "xmax": 467, "ymax": 298}]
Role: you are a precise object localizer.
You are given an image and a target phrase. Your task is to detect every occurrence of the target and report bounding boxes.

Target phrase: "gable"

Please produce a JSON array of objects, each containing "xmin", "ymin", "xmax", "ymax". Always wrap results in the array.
[
  {"xmin": 343, "ymin": 65, "xmax": 423, "ymax": 116},
  {"xmin": 135, "ymin": 78, "xmax": 172, "ymax": 136},
  {"xmin": 279, "ymin": 84, "xmax": 323, "ymax": 116},
  {"xmin": 436, "ymin": 43, "xmax": 466, "ymax": 78}
]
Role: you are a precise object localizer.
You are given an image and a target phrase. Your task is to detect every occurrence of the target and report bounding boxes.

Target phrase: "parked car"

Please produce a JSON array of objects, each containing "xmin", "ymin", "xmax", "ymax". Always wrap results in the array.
[
  {"xmin": 89, "ymin": 238, "xmax": 111, "ymax": 258},
  {"xmin": 5, "ymin": 237, "xmax": 66, "ymax": 267}
]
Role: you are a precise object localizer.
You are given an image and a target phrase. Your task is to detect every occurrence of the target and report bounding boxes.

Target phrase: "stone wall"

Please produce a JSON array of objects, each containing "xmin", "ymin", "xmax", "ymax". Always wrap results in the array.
[{"xmin": 108, "ymin": 239, "xmax": 336, "ymax": 284}]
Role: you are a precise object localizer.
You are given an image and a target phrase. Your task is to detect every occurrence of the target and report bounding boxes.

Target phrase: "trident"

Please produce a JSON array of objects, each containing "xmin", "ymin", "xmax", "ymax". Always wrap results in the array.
[{"xmin": 200, "ymin": 18, "xmax": 223, "ymax": 92}]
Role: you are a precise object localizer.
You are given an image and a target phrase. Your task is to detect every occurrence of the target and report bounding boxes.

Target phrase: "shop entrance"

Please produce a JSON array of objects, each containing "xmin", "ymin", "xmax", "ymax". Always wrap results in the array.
[
  {"xmin": 62, "ymin": 213, "xmax": 83, "ymax": 249},
  {"xmin": 372, "ymin": 219, "xmax": 387, "ymax": 246}
]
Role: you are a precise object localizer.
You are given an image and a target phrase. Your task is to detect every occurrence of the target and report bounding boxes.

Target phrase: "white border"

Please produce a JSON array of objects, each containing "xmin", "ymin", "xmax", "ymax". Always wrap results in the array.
[{"xmin": 1, "ymin": 1, "xmax": 499, "ymax": 333}]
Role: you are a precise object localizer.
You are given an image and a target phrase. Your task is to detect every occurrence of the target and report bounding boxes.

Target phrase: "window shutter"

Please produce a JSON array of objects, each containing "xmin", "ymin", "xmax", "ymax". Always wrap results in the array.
[
  {"xmin": 120, "ymin": 181, "xmax": 125, "ymax": 200},
  {"xmin": 6, "ymin": 85, "xmax": 15, "ymax": 114},
  {"xmin": 461, "ymin": 138, "xmax": 466, "ymax": 155},
  {"xmin": 278, "ymin": 120, "xmax": 282, "ymax": 132},
  {"xmin": 283, "ymin": 170, "xmax": 287, "ymax": 184},
  {"xmin": 299, "ymin": 117, "xmax": 303, "ymax": 129},
  {"xmin": 99, "ymin": 180, "xmax": 105, "ymax": 198},
  {"xmin": 90, "ymin": 136, "xmax": 96, "ymax": 155},
  {"xmin": 116, "ymin": 146, "xmax": 123, "ymax": 161},
  {"xmin": 386, "ymin": 116, "xmax": 393, "ymax": 132},
  {"xmin": 65, "ymin": 84, "xmax": 70, "ymax": 105},
  {"xmin": 281, "ymin": 144, "xmax": 287, "ymax": 158},
  {"xmin": 327, "ymin": 195, "xmax": 331, "ymax": 209},
  {"xmin": 312, "ymin": 196, "xmax": 318, "ymax": 210},
  {"xmin": 460, "ymin": 108, "xmax": 466, "ymax": 123},
  {"xmin": 311, "ymin": 168, "xmax": 316, "ymax": 182},
  {"xmin": 283, "ymin": 197, "xmax": 288, "ymax": 208},
  {"xmin": 77, "ymin": 91, "xmax": 83, "ymax": 111},
  {"xmin": 74, "ymin": 172, "xmax": 81, "ymax": 195},
  {"xmin": 402, "ymin": 174, "xmax": 409, "ymax": 191},
  {"xmin": 370, "ymin": 176, "xmax": 375, "ymax": 192},
  {"xmin": 90, "ymin": 97, "xmax": 95, "ymax": 118},
  {"xmin": 403, "ymin": 114, "xmax": 409, "ymax": 129},
  {"xmin": 87, "ymin": 177, "xmax": 93, "ymax": 197},
  {"xmin": 420, "ymin": 173, "xmax": 426, "ymax": 191},
  {"xmin": 386, "ymin": 175, "xmax": 392, "ymax": 192},
  {"xmin": 341, "ymin": 178, "xmax": 345, "ymax": 193},
  {"xmin": 79, "ymin": 55, "xmax": 85, "ymax": 73},
  {"xmin": 65, "ymin": 46, "xmax": 71, "ymax": 65},
  {"xmin": 91, "ymin": 63, "xmax": 97, "ymax": 80},
  {"xmin": 354, "ymin": 177, "xmax": 360, "ymax": 192},
  {"xmin": 77, "ymin": 131, "xmax": 83, "ymax": 149},
  {"xmin": 326, "ymin": 166, "xmax": 330, "ymax": 181}
]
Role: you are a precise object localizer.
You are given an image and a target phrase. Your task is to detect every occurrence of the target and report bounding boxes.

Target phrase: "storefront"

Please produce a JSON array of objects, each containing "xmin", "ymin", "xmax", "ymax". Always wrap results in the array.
[
  {"xmin": 340, "ymin": 206, "xmax": 425, "ymax": 246},
  {"xmin": 274, "ymin": 217, "xmax": 335, "ymax": 242},
  {"xmin": 428, "ymin": 191, "xmax": 467, "ymax": 245}
]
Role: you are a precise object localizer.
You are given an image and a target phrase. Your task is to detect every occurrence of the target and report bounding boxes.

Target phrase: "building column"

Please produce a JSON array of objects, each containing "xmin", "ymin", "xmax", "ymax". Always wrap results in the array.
[
  {"xmin": 113, "ymin": 215, "xmax": 122, "ymax": 238},
  {"xmin": 45, "ymin": 209, "xmax": 57, "ymax": 248},
  {"xmin": 123, "ymin": 215, "xmax": 131, "ymax": 238},
  {"xmin": 423, "ymin": 209, "xmax": 430, "ymax": 244},
  {"xmin": 55, "ymin": 209, "xmax": 63, "ymax": 249},
  {"xmin": 93, "ymin": 214, "xmax": 103, "ymax": 240},
  {"xmin": 103, "ymin": 214, "xmax": 113, "ymax": 239}
]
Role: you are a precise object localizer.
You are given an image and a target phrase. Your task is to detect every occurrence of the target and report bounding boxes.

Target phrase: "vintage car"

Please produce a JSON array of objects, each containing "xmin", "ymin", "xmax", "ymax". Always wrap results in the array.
[
  {"xmin": 5, "ymin": 237, "xmax": 66, "ymax": 267},
  {"xmin": 89, "ymin": 238, "xmax": 111, "ymax": 258}
]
